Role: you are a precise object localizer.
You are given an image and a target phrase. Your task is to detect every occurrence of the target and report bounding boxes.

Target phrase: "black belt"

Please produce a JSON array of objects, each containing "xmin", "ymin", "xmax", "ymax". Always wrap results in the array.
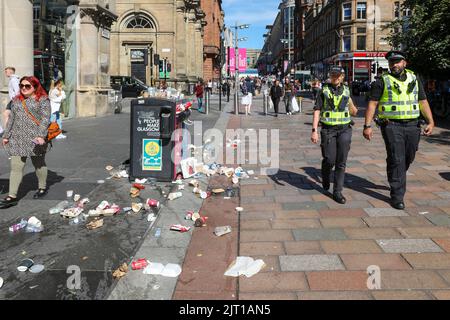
[
  {"xmin": 320, "ymin": 123, "xmax": 352, "ymax": 130},
  {"xmin": 383, "ymin": 118, "xmax": 419, "ymax": 126}
]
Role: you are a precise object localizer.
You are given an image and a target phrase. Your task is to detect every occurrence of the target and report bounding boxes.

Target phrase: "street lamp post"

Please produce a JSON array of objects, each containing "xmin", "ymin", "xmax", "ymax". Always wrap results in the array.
[{"xmin": 232, "ymin": 22, "xmax": 250, "ymax": 115}]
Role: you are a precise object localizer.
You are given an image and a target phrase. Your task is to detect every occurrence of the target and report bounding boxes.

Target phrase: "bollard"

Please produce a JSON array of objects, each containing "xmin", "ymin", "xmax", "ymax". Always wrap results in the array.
[
  {"xmin": 205, "ymin": 90, "xmax": 210, "ymax": 115},
  {"xmin": 263, "ymin": 93, "xmax": 267, "ymax": 115}
]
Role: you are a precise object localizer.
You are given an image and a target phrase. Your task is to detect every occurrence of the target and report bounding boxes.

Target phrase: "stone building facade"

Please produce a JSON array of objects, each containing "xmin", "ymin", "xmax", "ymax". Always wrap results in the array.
[
  {"xmin": 110, "ymin": 0, "xmax": 206, "ymax": 91},
  {"xmin": 200, "ymin": 0, "xmax": 224, "ymax": 83},
  {"xmin": 304, "ymin": 0, "xmax": 406, "ymax": 82}
]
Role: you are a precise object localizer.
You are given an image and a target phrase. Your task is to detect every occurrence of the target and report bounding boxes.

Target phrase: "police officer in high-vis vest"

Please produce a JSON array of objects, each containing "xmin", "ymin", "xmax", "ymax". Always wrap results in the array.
[
  {"xmin": 363, "ymin": 51, "xmax": 434, "ymax": 210},
  {"xmin": 311, "ymin": 66, "xmax": 358, "ymax": 204}
]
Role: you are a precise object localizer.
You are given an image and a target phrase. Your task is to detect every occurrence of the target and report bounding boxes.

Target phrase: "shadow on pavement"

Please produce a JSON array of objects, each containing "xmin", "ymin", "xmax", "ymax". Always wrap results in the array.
[
  {"xmin": 0, "ymin": 170, "xmax": 64, "ymax": 199},
  {"xmin": 269, "ymin": 167, "xmax": 390, "ymax": 203},
  {"xmin": 423, "ymin": 130, "xmax": 450, "ymax": 146},
  {"xmin": 440, "ymin": 172, "xmax": 450, "ymax": 181}
]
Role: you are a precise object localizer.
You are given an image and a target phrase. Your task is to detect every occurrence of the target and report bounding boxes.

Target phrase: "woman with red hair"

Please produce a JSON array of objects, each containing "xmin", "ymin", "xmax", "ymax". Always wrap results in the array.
[{"xmin": 1, "ymin": 76, "xmax": 51, "ymax": 208}]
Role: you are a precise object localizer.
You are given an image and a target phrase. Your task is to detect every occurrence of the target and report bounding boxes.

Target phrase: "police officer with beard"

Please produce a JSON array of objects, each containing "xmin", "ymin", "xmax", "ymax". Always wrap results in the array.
[
  {"xmin": 311, "ymin": 66, "xmax": 358, "ymax": 204},
  {"xmin": 363, "ymin": 51, "xmax": 434, "ymax": 210}
]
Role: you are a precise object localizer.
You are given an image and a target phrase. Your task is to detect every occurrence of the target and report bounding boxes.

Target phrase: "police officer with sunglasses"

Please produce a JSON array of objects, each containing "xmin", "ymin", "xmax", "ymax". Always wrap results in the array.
[
  {"xmin": 363, "ymin": 51, "xmax": 435, "ymax": 210},
  {"xmin": 311, "ymin": 66, "xmax": 358, "ymax": 204}
]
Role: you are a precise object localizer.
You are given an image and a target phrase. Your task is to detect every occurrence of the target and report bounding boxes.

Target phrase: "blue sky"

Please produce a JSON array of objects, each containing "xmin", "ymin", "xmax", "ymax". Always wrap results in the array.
[{"xmin": 222, "ymin": 0, "xmax": 280, "ymax": 50}]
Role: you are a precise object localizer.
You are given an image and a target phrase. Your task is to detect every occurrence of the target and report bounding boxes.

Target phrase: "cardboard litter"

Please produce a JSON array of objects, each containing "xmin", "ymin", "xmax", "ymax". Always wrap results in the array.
[
  {"xmin": 214, "ymin": 226, "xmax": 232, "ymax": 237},
  {"xmin": 112, "ymin": 263, "xmax": 128, "ymax": 279},
  {"xmin": 224, "ymin": 257, "xmax": 266, "ymax": 278},
  {"xmin": 132, "ymin": 203, "xmax": 143, "ymax": 213},
  {"xmin": 86, "ymin": 219, "xmax": 104, "ymax": 230}
]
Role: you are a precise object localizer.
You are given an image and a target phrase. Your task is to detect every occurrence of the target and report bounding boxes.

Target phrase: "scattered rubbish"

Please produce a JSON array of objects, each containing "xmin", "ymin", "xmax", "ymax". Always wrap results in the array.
[
  {"xmin": 132, "ymin": 203, "xmax": 143, "ymax": 213},
  {"xmin": 194, "ymin": 216, "xmax": 208, "ymax": 227},
  {"xmin": 189, "ymin": 180, "xmax": 199, "ymax": 188},
  {"xmin": 181, "ymin": 158, "xmax": 199, "ymax": 179},
  {"xmin": 168, "ymin": 192, "xmax": 182, "ymax": 200},
  {"xmin": 131, "ymin": 259, "xmax": 149, "ymax": 270},
  {"xmin": 200, "ymin": 191, "xmax": 210, "ymax": 199},
  {"xmin": 147, "ymin": 213, "xmax": 156, "ymax": 222},
  {"xmin": 17, "ymin": 259, "xmax": 34, "ymax": 272},
  {"xmin": 135, "ymin": 178, "xmax": 148, "ymax": 184},
  {"xmin": 143, "ymin": 262, "xmax": 165, "ymax": 275},
  {"xmin": 143, "ymin": 263, "xmax": 182, "ymax": 278},
  {"xmin": 178, "ymin": 185, "xmax": 185, "ymax": 190},
  {"xmin": 49, "ymin": 200, "xmax": 70, "ymax": 214},
  {"xmin": 0, "ymin": 277, "xmax": 3, "ymax": 289},
  {"xmin": 232, "ymin": 176, "xmax": 239, "ymax": 185},
  {"xmin": 60, "ymin": 207, "xmax": 83, "ymax": 218},
  {"xmin": 9, "ymin": 219, "xmax": 28, "ymax": 233},
  {"xmin": 73, "ymin": 194, "xmax": 81, "ymax": 202},
  {"xmin": 236, "ymin": 207, "xmax": 244, "ymax": 212},
  {"xmin": 419, "ymin": 211, "xmax": 429, "ymax": 215},
  {"xmin": 154, "ymin": 228, "xmax": 162, "ymax": 238},
  {"xmin": 123, "ymin": 207, "xmax": 132, "ymax": 213},
  {"xmin": 170, "ymin": 224, "xmax": 191, "ymax": 232},
  {"xmin": 105, "ymin": 165, "xmax": 114, "ymax": 171},
  {"xmin": 224, "ymin": 197, "xmax": 231, "ymax": 200},
  {"xmin": 226, "ymin": 187, "xmax": 234, "ymax": 197},
  {"xmin": 69, "ymin": 214, "xmax": 88, "ymax": 225},
  {"xmin": 97, "ymin": 180, "xmax": 105, "ymax": 184},
  {"xmin": 214, "ymin": 226, "xmax": 232, "ymax": 237},
  {"xmin": 133, "ymin": 183, "xmax": 145, "ymax": 190},
  {"xmin": 224, "ymin": 257, "xmax": 266, "ymax": 278},
  {"xmin": 66, "ymin": 190, "xmax": 74, "ymax": 198},
  {"xmin": 197, "ymin": 253, "xmax": 203, "ymax": 257},
  {"xmin": 29, "ymin": 285, "xmax": 39, "ymax": 289},
  {"xmin": 82, "ymin": 256, "xmax": 88, "ymax": 261},
  {"xmin": 192, "ymin": 187, "xmax": 201, "ymax": 194},
  {"xmin": 86, "ymin": 218, "xmax": 104, "ymax": 230},
  {"xmin": 130, "ymin": 187, "xmax": 140, "ymax": 198},
  {"xmin": 212, "ymin": 188, "xmax": 225, "ymax": 194},
  {"xmin": 152, "ymin": 285, "xmax": 160, "ymax": 290},
  {"xmin": 146, "ymin": 198, "xmax": 160, "ymax": 208},
  {"xmin": 26, "ymin": 217, "xmax": 43, "ymax": 233},
  {"xmin": 29, "ymin": 264, "xmax": 45, "ymax": 274},
  {"xmin": 112, "ymin": 263, "xmax": 128, "ymax": 279}
]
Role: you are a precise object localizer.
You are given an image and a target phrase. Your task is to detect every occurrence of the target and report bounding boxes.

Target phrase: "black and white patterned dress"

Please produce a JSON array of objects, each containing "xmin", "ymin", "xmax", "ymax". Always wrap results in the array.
[{"xmin": 3, "ymin": 97, "xmax": 51, "ymax": 157}]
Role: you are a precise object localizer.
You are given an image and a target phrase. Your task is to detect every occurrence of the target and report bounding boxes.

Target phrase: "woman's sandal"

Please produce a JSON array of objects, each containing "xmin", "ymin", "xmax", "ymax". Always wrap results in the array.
[
  {"xmin": 33, "ymin": 188, "xmax": 48, "ymax": 199},
  {"xmin": 0, "ymin": 196, "xmax": 18, "ymax": 209}
]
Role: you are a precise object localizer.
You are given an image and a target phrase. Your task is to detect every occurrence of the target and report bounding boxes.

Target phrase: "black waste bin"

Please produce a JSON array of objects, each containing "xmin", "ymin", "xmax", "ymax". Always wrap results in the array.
[{"xmin": 130, "ymin": 98, "xmax": 186, "ymax": 182}]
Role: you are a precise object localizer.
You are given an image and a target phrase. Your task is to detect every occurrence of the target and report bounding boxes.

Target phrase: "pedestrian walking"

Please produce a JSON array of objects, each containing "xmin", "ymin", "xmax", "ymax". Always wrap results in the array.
[
  {"xmin": 195, "ymin": 81, "xmax": 204, "ymax": 113},
  {"xmin": 243, "ymin": 76, "xmax": 255, "ymax": 115},
  {"xmin": 207, "ymin": 79, "xmax": 213, "ymax": 95},
  {"xmin": 1, "ymin": 76, "xmax": 52, "ymax": 209},
  {"xmin": 2, "ymin": 67, "xmax": 20, "ymax": 131},
  {"xmin": 311, "ymin": 78, "xmax": 321, "ymax": 102},
  {"xmin": 225, "ymin": 80, "xmax": 231, "ymax": 102},
  {"xmin": 49, "ymin": 79, "xmax": 66, "ymax": 139},
  {"xmin": 283, "ymin": 77, "xmax": 294, "ymax": 115},
  {"xmin": 311, "ymin": 66, "xmax": 358, "ymax": 204},
  {"xmin": 363, "ymin": 50, "xmax": 434, "ymax": 210},
  {"xmin": 269, "ymin": 79, "xmax": 283, "ymax": 117}
]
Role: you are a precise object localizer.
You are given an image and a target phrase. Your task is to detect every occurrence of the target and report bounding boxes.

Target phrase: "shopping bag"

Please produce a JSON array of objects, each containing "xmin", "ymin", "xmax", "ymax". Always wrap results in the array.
[
  {"xmin": 268, "ymin": 97, "xmax": 274, "ymax": 110},
  {"xmin": 291, "ymin": 97, "xmax": 299, "ymax": 112}
]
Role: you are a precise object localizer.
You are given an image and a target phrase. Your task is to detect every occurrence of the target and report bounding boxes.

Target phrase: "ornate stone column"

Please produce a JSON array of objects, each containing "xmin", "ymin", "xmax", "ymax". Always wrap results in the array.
[
  {"xmin": 175, "ymin": 1, "xmax": 188, "ymax": 82},
  {"xmin": 0, "ymin": 0, "xmax": 33, "ymax": 109}
]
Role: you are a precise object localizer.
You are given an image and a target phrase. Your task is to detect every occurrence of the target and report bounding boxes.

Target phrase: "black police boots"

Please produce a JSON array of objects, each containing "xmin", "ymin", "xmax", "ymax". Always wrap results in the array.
[
  {"xmin": 333, "ymin": 192, "xmax": 346, "ymax": 204},
  {"xmin": 391, "ymin": 201, "xmax": 405, "ymax": 210}
]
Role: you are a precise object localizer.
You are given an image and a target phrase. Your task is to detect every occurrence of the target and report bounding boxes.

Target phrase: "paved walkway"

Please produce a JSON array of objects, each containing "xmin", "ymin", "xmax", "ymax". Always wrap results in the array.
[{"xmin": 175, "ymin": 93, "xmax": 450, "ymax": 300}]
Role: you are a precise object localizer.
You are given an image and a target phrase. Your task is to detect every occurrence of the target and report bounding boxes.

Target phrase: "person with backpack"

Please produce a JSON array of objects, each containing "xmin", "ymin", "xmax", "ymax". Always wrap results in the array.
[{"xmin": 1, "ymin": 76, "xmax": 51, "ymax": 209}]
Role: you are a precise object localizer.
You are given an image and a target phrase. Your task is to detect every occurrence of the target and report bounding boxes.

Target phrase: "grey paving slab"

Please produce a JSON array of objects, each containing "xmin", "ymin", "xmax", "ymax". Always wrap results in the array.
[
  {"xmin": 376, "ymin": 239, "xmax": 444, "ymax": 253},
  {"xmin": 364, "ymin": 208, "xmax": 410, "ymax": 217},
  {"xmin": 279, "ymin": 255, "xmax": 345, "ymax": 271},
  {"xmin": 282, "ymin": 201, "xmax": 328, "ymax": 211},
  {"xmin": 425, "ymin": 214, "xmax": 450, "ymax": 226},
  {"xmin": 292, "ymin": 228, "xmax": 348, "ymax": 241}
]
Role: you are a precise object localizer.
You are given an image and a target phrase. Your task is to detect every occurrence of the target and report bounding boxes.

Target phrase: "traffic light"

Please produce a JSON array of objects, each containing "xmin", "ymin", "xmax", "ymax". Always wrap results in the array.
[
  {"xmin": 159, "ymin": 61, "xmax": 164, "ymax": 73},
  {"xmin": 167, "ymin": 63, "xmax": 171, "ymax": 73},
  {"xmin": 371, "ymin": 63, "xmax": 377, "ymax": 74},
  {"xmin": 154, "ymin": 54, "xmax": 160, "ymax": 66}
]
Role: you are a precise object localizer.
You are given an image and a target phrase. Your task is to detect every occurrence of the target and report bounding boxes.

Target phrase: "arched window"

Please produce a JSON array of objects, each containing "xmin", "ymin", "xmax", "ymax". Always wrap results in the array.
[{"xmin": 126, "ymin": 15, "xmax": 155, "ymax": 29}]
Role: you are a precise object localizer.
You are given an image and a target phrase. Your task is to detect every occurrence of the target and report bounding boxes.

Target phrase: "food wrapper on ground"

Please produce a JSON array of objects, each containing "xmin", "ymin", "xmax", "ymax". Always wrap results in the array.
[
  {"xmin": 214, "ymin": 226, "xmax": 232, "ymax": 237},
  {"xmin": 189, "ymin": 179, "xmax": 199, "ymax": 187},
  {"xmin": 112, "ymin": 263, "xmax": 128, "ymax": 279},
  {"xmin": 212, "ymin": 188, "xmax": 225, "ymax": 194},
  {"xmin": 130, "ymin": 187, "xmax": 140, "ymax": 198},
  {"xmin": 224, "ymin": 256, "xmax": 265, "ymax": 278},
  {"xmin": 86, "ymin": 218, "xmax": 104, "ymax": 230},
  {"xmin": 132, "ymin": 203, "xmax": 143, "ymax": 213},
  {"xmin": 170, "ymin": 224, "xmax": 191, "ymax": 232},
  {"xmin": 60, "ymin": 207, "xmax": 83, "ymax": 218},
  {"xmin": 168, "ymin": 192, "xmax": 182, "ymax": 200}
]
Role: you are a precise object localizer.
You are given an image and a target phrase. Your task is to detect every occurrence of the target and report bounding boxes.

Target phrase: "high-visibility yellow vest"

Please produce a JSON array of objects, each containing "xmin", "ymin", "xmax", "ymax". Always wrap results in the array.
[
  {"xmin": 320, "ymin": 85, "xmax": 351, "ymax": 125},
  {"xmin": 378, "ymin": 69, "xmax": 420, "ymax": 120}
]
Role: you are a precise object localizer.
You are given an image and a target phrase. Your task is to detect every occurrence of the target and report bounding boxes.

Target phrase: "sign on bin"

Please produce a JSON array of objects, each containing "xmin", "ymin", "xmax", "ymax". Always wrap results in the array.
[{"xmin": 143, "ymin": 139, "xmax": 162, "ymax": 171}]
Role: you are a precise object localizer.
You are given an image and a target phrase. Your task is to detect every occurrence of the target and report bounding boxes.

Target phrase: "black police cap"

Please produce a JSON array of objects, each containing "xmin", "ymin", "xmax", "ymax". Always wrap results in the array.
[
  {"xmin": 329, "ymin": 66, "xmax": 345, "ymax": 74},
  {"xmin": 385, "ymin": 50, "xmax": 406, "ymax": 61}
]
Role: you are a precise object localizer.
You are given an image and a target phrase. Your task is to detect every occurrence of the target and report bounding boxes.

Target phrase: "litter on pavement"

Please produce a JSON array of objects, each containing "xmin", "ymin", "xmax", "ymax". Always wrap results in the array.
[
  {"xmin": 143, "ymin": 262, "xmax": 182, "ymax": 278},
  {"xmin": 170, "ymin": 224, "xmax": 191, "ymax": 232},
  {"xmin": 214, "ymin": 226, "xmax": 232, "ymax": 237},
  {"xmin": 224, "ymin": 257, "xmax": 266, "ymax": 278},
  {"xmin": 0, "ymin": 277, "xmax": 3, "ymax": 289},
  {"xmin": 86, "ymin": 218, "xmax": 104, "ymax": 230},
  {"xmin": 112, "ymin": 263, "xmax": 128, "ymax": 279}
]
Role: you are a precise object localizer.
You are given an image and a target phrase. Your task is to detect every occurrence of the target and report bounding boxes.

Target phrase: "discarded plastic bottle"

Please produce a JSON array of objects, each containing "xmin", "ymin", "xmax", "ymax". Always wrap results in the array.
[
  {"xmin": 69, "ymin": 214, "xmax": 87, "ymax": 225},
  {"xmin": 25, "ymin": 224, "xmax": 44, "ymax": 233},
  {"xmin": 49, "ymin": 200, "xmax": 70, "ymax": 214},
  {"xmin": 9, "ymin": 219, "xmax": 28, "ymax": 233}
]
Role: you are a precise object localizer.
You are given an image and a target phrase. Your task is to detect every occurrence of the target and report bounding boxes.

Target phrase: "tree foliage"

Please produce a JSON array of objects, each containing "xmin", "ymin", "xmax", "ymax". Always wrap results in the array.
[{"xmin": 384, "ymin": 0, "xmax": 450, "ymax": 78}]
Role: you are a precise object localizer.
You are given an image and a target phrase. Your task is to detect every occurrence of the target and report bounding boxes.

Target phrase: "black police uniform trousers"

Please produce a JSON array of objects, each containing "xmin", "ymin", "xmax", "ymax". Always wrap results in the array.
[
  {"xmin": 320, "ymin": 124, "xmax": 352, "ymax": 193},
  {"xmin": 380, "ymin": 119, "xmax": 421, "ymax": 203}
]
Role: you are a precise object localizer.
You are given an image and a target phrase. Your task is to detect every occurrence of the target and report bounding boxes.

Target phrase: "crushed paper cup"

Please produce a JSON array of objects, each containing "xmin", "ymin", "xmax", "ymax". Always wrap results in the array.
[
  {"xmin": 132, "ymin": 203, "xmax": 143, "ymax": 213},
  {"xmin": 161, "ymin": 264, "xmax": 182, "ymax": 277}
]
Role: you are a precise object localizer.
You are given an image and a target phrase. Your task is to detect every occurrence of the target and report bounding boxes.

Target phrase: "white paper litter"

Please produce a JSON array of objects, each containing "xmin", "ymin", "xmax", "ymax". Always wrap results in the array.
[
  {"xmin": 135, "ymin": 178, "xmax": 148, "ymax": 184},
  {"xmin": 224, "ymin": 256, "xmax": 265, "ymax": 278},
  {"xmin": 0, "ymin": 277, "xmax": 3, "ymax": 289},
  {"xmin": 143, "ymin": 262, "xmax": 182, "ymax": 278}
]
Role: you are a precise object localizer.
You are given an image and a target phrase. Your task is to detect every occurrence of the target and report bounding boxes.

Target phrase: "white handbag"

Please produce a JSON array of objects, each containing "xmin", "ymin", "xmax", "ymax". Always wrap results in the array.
[{"xmin": 291, "ymin": 97, "xmax": 299, "ymax": 112}]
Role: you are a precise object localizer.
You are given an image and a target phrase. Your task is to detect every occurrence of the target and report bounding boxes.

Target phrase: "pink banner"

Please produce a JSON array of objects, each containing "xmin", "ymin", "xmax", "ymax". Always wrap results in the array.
[
  {"xmin": 238, "ymin": 48, "xmax": 247, "ymax": 73},
  {"xmin": 229, "ymin": 48, "xmax": 236, "ymax": 74}
]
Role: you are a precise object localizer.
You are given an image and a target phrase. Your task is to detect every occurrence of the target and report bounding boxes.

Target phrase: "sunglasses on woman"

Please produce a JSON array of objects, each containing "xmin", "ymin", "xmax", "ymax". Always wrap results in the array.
[{"xmin": 19, "ymin": 84, "xmax": 33, "ymax": 90}]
